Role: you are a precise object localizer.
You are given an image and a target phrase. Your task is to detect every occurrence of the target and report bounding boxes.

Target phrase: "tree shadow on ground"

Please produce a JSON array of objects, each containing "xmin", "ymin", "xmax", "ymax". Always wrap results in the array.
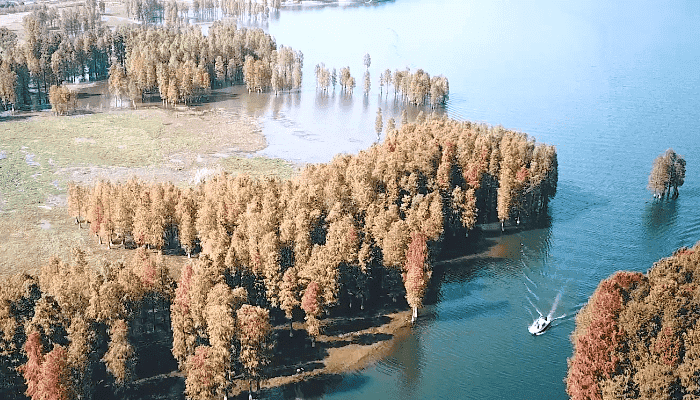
[
  {"xmin": 110, "ymin": 373, "xmax": 186, "ymax": 400},
  {"xmin": 0, "ymin": 113, "xmax": 33, "ymax": 122},
  {"xmin": 323, "ymin": 332, "xmax": 393, "ymax": 348},
  {"xmin": 241, "ymin": 372, "xmax": 371, "ymax": 400},
  {"xmin": 272, "ymin": 327, "xmax": 328, "ymax": 378},
  {"xmin": 76, "ymin": 91, "xmax": 102, "ymax": 100},
  {"xmin": 323, "ymin": 314, "xmax": 391, "ymax": 336}
]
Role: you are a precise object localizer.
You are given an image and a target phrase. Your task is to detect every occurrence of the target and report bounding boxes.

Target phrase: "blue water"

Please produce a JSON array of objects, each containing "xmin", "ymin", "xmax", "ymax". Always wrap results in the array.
[{"xmin": 237, "ymin": 0, "xmax": 700, "ymax": 398}]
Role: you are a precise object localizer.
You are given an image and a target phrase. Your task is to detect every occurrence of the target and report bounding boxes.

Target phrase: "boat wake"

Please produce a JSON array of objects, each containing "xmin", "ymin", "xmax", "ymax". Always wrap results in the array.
[
  {"xmin": 519, "ymin": 241, "xmax": 573, "ymax": 335},
  {"xmin": 527, "ymin": 291, "xmax": 567, "ymax": 335}
]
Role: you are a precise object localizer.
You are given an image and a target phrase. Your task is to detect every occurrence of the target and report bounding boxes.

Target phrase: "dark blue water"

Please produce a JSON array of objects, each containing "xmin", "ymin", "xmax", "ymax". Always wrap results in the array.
[{"xmin": 239, "ymin": 1, "xmax": 700, "ymax": 398}]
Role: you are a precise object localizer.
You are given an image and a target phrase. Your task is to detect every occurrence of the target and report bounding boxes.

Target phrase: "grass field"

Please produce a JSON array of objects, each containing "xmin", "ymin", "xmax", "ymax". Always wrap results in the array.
[{"xmin": 0, "ymin": 107, "xmax": 298, "ymax": 277}]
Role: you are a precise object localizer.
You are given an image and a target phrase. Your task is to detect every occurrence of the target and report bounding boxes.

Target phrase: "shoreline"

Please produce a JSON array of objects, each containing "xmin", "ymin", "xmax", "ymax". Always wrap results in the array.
[
  {"xmin": 229, "ymin": 227, "xmax": 525, "ymax": 398},
  {"xmin": 2, "ymin": 90, "xmax": 542, "ymax": 398}
]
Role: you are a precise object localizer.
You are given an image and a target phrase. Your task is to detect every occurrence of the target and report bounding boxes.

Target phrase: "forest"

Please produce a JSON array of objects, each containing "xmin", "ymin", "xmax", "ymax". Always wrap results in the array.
[
  {"xmin": 567, "ymin": 242, "xmax": 700, "ymax": 400},
  {"xmin": 0, "ymin": 0, "xmax": 293, "ymax": 111},
  {"xmin": 0, "ymin": 115, "xmax": 557, "ymax": 399},
  {"xmin": 0, "ymin": 0, "xmax": 450, "ymax": 112}
]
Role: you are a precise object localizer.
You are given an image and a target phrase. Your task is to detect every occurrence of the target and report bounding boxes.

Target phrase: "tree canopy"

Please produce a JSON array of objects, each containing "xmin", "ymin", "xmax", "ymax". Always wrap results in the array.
[
  {"xmin": 568, "ymin": 243, "xmax": 700, "ymax": 400},
  {"xmin": 648, "ymin": 148, "xmax": 685, "ymax": 199}
]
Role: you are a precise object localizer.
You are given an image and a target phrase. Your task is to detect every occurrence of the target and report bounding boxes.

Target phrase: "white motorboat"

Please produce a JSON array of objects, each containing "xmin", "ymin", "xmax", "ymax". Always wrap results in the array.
[{"xmin": 528, "ymin": 315, "xmax": 551, "ymax": 335}]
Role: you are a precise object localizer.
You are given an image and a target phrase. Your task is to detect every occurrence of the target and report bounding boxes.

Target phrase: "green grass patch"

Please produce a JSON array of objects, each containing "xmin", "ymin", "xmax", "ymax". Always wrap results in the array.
[
  {"xmin": 220, "ymin": 155, "xmax": 298, "ymax": 180},
  {"xmin": 0, "ymin": 147, "xmax": 63, "ymax": 211},
  {"xmin": 1, "ymin": 112, "xmax": 168, "ymax": 168}
]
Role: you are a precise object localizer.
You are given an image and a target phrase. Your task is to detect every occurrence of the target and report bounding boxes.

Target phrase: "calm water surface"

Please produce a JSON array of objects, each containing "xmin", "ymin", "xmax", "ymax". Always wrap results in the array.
[{"xmin": 241, "ymin": 1, "xmax": 700, "ymax": 399}]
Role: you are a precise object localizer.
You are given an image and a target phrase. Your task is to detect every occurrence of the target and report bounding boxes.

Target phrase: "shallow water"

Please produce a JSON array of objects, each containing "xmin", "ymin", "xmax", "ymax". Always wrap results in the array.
[{"xmin": 248, "ymin": 0, "xmax": 700, "ymax": 399}]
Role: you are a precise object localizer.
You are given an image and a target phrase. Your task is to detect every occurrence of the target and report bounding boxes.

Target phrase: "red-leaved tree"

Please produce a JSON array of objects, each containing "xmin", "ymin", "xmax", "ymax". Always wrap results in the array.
[
  {"xmin": 566, "ymin": 272, "xmax": 642, "ymax": 400},
  {"xmin": 37, "ymin": 344, "xmax": 70, "ymax": 400},
  {"xmin": 301, "ymin": 281, "xmax": 321, "ymax": 347},
  {"xmin": 404, "ymin": 231, "xmax": 431, "ymax": 323},
  {"xmin": 21, "ymin": 331, "xmax": 44, "ymax": 400}
]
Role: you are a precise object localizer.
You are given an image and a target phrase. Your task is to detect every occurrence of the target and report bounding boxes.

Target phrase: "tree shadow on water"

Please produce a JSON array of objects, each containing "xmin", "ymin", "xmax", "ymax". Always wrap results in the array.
[
  {"xmin": 642, "ymin": 198, "xmax": 678, "ymax": 238},
  {"xmin": 249, "ymin": 372, "xmax": 370, "ymax": 400}
]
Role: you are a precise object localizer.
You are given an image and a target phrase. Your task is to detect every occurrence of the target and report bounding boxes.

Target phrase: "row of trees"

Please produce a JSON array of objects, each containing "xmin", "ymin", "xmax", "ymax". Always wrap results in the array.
[
  {"xmin": 242, "ymin": 45, "xmax": 302, "ymax": 94},
  {"xmin": 109, "ymin": 23, "xmax": 302, "ymax": 106},
  {"xmin": 0, "ymin": 246, "xmax": 275, "ymax": 400},
  {"xmin": 122, "ymin": 0, "xmax": 283, "ymax": 26},
  {"xmin": 567, "ymin": 243, "xmax": 700, "ymax": 400},
  {"xmin": 0, "ymin": 248, "xmax": 174, "ymax": 400},
  {"xmin": 314, "ymin": 58, "xmax": 450, "ymax": 107},
  {"xmin": 0, "ymin": 9, "xmax": 299, "ymax": 110},
  {"xmin": 648, "ymin": 148, "xmax": 686, "ymax": 199}
]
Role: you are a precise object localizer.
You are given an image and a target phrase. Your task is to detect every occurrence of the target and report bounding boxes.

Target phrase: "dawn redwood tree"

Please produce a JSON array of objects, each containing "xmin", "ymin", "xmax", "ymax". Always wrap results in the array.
[
  {"xmin": 404, "ymin": 231, "xmax": 431, "ymax": 323},
  {"xmin": 113, "ymin": 183, "xmax": 134, "ymax": 246},
  {"xmin": 108, "ymin": 63, "xmax": 127, "ymax": 107},
  {"xmin": 171, "ymin": 263, "xmax": 195, "ymax": 368},
  {"xmin": 301, "ymin": 281, "xmax": 321, "ymax": 347},
  {"xmin": 386, "ymin": 117, "xmax": 395, "ymax": 135},
  {"xmin": 37, "ymin": 344, "xmax": 70, "ymax": 400},
  {"xmin": 375, "ymin": 107, "xmax": 383, "ymax": 139},
  {"xmin": 236, "ymin": 304, "xmax": 272, "ymax": 395},
  {"xmin": 132, "ymin": 189, "xmax": 152, "ymax": 248},
  {"xmin": 48, "ymin": 84, "xmax": 76, "ymax": 115},
  {"xmin": 0, "ymin": 60, "xmax": 17, "ymax": 111},
  {"xmin": 648, "ymin": 148, "xmax": 686, "ymax": 199},
  {"xmin": 67, "ymin": 313, "xmax": 94, "ymax": 399},
  {"xmin": 27, "ymin": 295, "xmax": 66, "ymax": 350},
  {"xmin": 363, "ymin": 70, "xmax": 371, "ymax": 95},
  {"xmin": 102, "ymin": 319, "xmax": 133, "ymax": 385},
  {"xmin": 185, "ymin": 346, "xmax": 217, "ymax": 400},
  {"xmin": 87, "ymin": 180, "xmax": 106, "ymax": 244},
  {"xmin": 21, "ymin": 331, "xmax": 44, "ymax": 400},
  {"xmin": 279, "ymin": 267, "xmax": 300, "ymax": 336},
  {"xmin": 204, "ymin": 282, "xmax": 241, "ymax": 396}
]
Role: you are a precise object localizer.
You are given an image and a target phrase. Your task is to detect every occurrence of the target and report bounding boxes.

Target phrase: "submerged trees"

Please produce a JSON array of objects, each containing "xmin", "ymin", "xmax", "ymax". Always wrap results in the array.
[{"xmin": 648, "ymin": 149, "xmax": 686, "ymax": 199}]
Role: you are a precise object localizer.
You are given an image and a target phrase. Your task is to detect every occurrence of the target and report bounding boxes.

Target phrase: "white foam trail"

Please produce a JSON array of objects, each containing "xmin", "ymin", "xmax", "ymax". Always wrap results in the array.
[
  {"xmin": 524, "ymin": 283, "xmax": 540, "ymax": 301},
  {"xmin": 547, "ymin": 291, "xmax": 562, "ymax": 319},
  {"xmin": 525, "ymin": 306, "xmax": 534, "ymax": 319},
  {"xmin": 523, "ymin": 273, "xmax": 537, "ymax": 289},
  {"xmin": 526, "ymin": 296, "xmax": 543, "ymax": 317}
]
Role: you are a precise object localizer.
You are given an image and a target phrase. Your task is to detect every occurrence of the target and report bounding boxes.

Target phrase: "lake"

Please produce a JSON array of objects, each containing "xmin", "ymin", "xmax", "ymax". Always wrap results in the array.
[{"xmin": 236, "ymin": 0, "xmax": 700, "ymax": 399}]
